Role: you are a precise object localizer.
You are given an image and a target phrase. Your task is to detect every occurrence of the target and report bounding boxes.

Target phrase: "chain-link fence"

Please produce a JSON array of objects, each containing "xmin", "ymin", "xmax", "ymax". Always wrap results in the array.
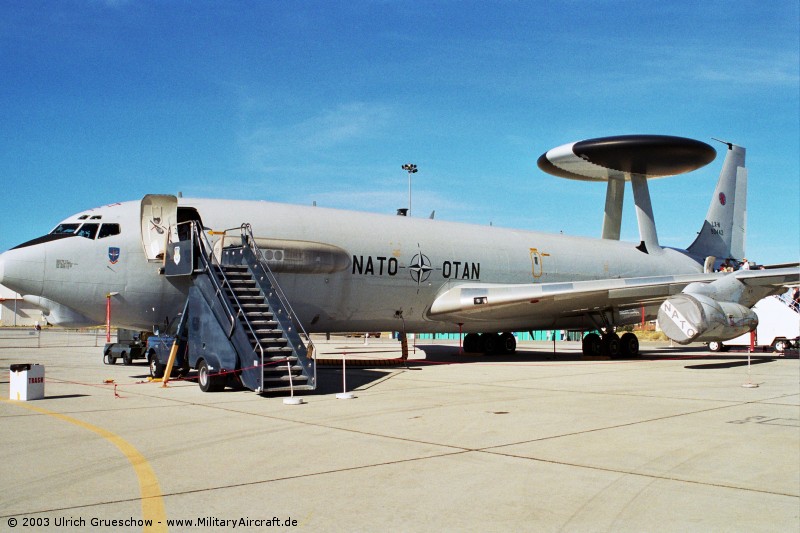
[{"xmin": 0, "ymin": 328, "xmax": 116, "ymax": 348}]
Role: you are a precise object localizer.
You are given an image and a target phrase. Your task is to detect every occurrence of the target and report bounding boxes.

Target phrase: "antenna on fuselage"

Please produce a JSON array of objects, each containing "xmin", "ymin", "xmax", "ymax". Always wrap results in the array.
[{"xmin": 711, "ymin": 138, "xmax": 734, "ymax": 151}]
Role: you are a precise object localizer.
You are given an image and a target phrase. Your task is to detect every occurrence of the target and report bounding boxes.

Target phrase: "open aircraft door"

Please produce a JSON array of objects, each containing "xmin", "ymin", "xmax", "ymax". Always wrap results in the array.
[{"xmin": 141, "ymin": 194, "xmax": 178, "ymax": 262}]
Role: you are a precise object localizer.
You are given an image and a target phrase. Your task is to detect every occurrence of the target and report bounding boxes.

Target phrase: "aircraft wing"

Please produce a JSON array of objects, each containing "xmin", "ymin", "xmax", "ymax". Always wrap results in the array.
[{"xmin": 427, "ymin": 267, "xmax": 800, "ymax": 324}]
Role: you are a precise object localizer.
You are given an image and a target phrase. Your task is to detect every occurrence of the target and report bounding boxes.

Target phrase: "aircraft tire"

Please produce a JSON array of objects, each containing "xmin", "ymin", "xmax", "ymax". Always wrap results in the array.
[
  {"xmin": 480, "ymin": 333, "xmax": 500, "ymax": 354},
  {"xmin": 198, "ymin": 359, "xmax": 225, "ymax": 393},
  {"xmin": 620, "ymin": 332, "xmax": 640, "ymax": 358},
  {"xmin": 582, "ymin": 333, "xmax": 602, "ymax": 356},
  {"xmin": 463, "ymin": 333, "xmax": 480, "ymax": 353},
  {"xmin": 603, "ymin": 334, "xmax": 621, "ymax": 358},
  {"xmin": 708, "ymin": 341, "xmax": 725, "ymax": 352},
  {"xmin": 499, "ymin": 332, "xmax": 517, "ymax": 355},
  {"xmin": 149, "ymin": 352, "xmax": 165, "ymax": 379}
]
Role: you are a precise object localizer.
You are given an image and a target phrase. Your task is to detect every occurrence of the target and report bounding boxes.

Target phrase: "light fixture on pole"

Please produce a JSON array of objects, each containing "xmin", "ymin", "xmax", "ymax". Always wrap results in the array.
[{"xmin": 402, "ymin": 163, "xmax": 417, "ymax": 216}]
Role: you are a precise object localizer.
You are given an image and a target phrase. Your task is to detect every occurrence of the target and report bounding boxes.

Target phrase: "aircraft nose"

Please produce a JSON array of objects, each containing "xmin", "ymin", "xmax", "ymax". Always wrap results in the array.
[{"xmin": 0, "ymin": 246, "xmax": 45, "ymax": 296}]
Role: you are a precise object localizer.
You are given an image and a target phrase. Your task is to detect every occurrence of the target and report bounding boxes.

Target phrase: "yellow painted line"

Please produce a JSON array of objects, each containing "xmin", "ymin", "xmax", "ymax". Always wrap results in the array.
[{"xmin": 3, "ymin": 399, "xmax": 167, "ymax": 532}]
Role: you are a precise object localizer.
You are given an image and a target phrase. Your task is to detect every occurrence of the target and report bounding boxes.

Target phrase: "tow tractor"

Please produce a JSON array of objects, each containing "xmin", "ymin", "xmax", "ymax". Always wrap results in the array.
[{"xmin": 103, "ymin": 329, "xmax": 148, "ymax": 365}]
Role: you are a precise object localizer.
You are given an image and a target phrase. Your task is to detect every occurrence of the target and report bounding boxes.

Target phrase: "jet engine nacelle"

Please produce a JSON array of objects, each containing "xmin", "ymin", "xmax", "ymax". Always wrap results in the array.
[{"xmin": 657, "ymin": 293, "xmax": 757, "ymax": 345}]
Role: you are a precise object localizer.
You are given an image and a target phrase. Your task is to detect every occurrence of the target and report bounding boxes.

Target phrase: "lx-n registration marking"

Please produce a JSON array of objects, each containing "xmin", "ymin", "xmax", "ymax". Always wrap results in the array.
[{"xmin": 352, "ymin": 255, "xmax": 480, "ymax": 281}]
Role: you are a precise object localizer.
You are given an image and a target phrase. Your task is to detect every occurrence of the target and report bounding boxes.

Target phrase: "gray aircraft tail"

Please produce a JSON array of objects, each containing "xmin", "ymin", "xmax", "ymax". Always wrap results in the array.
[{"xmin": 686, "ymin": 142, "xmax": 746, "ymax": 263}]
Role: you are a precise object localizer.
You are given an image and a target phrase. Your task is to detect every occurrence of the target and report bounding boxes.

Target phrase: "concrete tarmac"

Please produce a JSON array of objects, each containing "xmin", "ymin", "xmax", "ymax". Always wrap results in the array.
[{"xmin": 1, "ymin": 333, "xmax": 798, "ymax": 532}]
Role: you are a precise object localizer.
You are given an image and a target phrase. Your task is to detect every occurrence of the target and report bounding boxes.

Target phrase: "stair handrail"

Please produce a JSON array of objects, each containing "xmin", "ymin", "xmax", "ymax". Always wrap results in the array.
[
  {"xmin": 189, "ymin": 221, "xmax": 268, "ymax": 386},
  {"xmin": 184, "ymin": 221, "xmax": 236, "ymax": 335},
  {"xmin": 189, "ymin": 222, "xmax": 266, "ymax": 365},
  {"xmin": 237, "ymin": 223, "xmax": 316, "ymax": 367},
  {"xmin": 775, "ymin": 292, "xmax": 800, "ymax": 314}
]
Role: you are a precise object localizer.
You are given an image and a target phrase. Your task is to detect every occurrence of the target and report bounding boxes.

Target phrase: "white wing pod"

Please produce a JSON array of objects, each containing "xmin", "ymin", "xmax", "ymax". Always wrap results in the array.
[{"xmin": 657, "ymin": 293, "xmax": 758, "ymax": 345}]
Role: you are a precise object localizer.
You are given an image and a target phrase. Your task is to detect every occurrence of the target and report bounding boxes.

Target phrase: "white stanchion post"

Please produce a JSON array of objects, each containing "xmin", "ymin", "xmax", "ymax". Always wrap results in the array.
[
  {"xmin": 336, "ymin": 352, "xmax": 355, "ymax": 400},
  {"xmin": 283, "ymin": 359, "xmax": 304, "ymax": 404},
  {"xmin": 742, "ymin": 351, "xmax": 759, "ymax": 388}
]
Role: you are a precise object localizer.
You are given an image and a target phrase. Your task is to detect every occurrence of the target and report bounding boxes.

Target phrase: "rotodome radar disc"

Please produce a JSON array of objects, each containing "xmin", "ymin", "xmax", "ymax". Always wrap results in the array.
[{"xmin": 537, "ymin": 135, "xmax": 716, "ymax": 182}]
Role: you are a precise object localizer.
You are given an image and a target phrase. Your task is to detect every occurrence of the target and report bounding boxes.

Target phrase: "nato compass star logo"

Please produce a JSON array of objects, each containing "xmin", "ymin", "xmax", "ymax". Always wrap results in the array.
[{"xmin": 409, "ymin": 253, "xmax": 432, "ymax": 284}]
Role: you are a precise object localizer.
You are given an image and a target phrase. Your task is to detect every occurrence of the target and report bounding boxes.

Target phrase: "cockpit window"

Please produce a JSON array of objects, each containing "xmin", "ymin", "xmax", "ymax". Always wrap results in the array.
[
  {"xmin": 51, "ymin": 223, "xmax": 80, "ymax": 235},
  {"xmin": 98, "ymin": 223, "xmax": 121, "ymax": 239},
  {"xmin": 46, "ymin": 222, "xmax": 118, "ymax": 240},
  {"xmin": 76, "ymin": 223, "xmax": 99, "ymax": 239}
]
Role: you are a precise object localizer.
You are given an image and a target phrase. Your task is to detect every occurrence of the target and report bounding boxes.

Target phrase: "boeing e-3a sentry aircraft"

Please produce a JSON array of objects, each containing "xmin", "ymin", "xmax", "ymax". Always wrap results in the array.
[{"xmin": 1, "ymin": 135, "xmax": 797, "ymax": 393}]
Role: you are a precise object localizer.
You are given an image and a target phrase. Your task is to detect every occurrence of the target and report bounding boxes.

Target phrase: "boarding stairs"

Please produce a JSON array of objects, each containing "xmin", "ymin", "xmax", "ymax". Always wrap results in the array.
[
  {"xmin": 168, "ymin": 221, "xmax": 315, "ymax": 394},
  {"xmin": 776, "ymin": 292, "xmax": 800, "ymax": 314}
]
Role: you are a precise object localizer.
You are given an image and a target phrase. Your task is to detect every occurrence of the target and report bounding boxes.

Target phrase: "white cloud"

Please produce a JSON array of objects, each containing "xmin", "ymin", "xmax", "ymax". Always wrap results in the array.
[{"xmin": 240, "ymin": 102, "xmax": 395, "ymax": 174}]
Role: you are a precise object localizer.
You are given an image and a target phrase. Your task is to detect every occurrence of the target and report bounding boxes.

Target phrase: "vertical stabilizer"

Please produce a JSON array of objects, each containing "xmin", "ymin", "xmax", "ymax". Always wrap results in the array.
[{"xmin": 687, "ymin": 142, "xmax": 746, "ymax": 261}]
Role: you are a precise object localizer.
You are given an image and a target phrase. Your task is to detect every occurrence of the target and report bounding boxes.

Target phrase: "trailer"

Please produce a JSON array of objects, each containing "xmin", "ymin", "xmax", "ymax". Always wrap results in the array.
[{"xmin": 708, "ymin": 293, "xmax": 799, "ymax": 353}]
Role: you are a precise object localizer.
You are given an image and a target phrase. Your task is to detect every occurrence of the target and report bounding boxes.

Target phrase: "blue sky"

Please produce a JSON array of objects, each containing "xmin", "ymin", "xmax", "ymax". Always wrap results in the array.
[{"xmin": 1, "ymin": 1, "xmax": 798, "ymax": 264}]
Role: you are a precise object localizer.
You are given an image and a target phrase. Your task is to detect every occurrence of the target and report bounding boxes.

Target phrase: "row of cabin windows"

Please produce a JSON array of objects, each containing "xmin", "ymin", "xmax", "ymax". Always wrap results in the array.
[{"xmin": 50, "ymin": 223, "xmax": 121, "ymax": 240}]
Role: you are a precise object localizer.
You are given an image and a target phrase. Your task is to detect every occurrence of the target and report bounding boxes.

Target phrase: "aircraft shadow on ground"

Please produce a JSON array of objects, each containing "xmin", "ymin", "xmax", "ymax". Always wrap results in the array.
[
  {"xmin": 411, "ymin": 343, "xmax": 715, "ymax": 364},
  {"xmin": 122, "ymin": 366, "xmax": 400, "ymax": 396},
  {"xmin": 119, "ymin": 344, "xmax": 790, "ymax": 395},
  {"xmin": 684, "ymin": 358, "xmax": 776, "ymax": 370},
  {"xmin": 314, "ymin": 367, "xmax": 401, "ymax": 395}
]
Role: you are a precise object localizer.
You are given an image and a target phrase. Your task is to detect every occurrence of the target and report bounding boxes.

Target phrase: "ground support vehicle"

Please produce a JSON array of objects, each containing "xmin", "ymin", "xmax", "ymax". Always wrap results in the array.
[
  {"xmin": 103, "ymin": 329, "xmax": 146, "ymax": 365},
  {"xmin": 707, "ymin": 293, "xmax": 799, "ymax": 353},
  {"xmin": 146, "ymin": 323, "xmax": 190, "ymax": 379}
]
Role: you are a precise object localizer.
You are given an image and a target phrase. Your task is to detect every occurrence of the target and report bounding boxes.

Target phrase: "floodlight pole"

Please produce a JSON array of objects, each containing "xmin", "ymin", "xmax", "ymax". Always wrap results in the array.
[
  {"xmin": 105, "ymin": 292, "xmax": 119, "ymax": 343},
  {"xmin": 402, "ymin": 163, "xmax": 418, "ymax": 217}
]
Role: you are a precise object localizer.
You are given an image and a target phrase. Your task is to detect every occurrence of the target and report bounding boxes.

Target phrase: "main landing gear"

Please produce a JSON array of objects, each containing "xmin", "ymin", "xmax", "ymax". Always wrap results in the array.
[
  {"xmin": 463, "ymin": 332, "xmax": 517, "ymax": 355},
  {"xmin": 581, "ymin": 331, "xmax": 640, "ymax": 358}
]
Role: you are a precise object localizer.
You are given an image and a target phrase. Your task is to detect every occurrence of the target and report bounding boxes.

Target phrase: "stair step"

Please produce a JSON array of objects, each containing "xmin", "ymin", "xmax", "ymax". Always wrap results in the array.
[
  {"xmin": 250, "ymin": 328, "xmax": 282, "ymax": 335},
  {"xmin": 263, "ymin": 355, "xmax": 298, "ymax": 362},
  {"xmin": 259, "ymin": 384, "xmax": 315, "ymax": 394},
  {"xmin": 263, "ymin": 363, "xmax": 304, "ymax": 372},
  {"xmin": 248, "ymin": 327, "xmax": 283, "ymax": 334},
  {"xmin": 249, "ymin": 323, "xmax": 278, "ymax": 329},
  {"xmin": 261, "ymin": 346, "xmax": 293, "ymax": 353},
  {"xmin": 263, "ymin": 374, "xmax": 309, "ymax": 383},
  {"xmin": 241, "ymin": 310, "xmax": 274, "ymax": 317},
  {"xmin": 250, "ymin": 336, "xmax": 288, "ymax": 344}
]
